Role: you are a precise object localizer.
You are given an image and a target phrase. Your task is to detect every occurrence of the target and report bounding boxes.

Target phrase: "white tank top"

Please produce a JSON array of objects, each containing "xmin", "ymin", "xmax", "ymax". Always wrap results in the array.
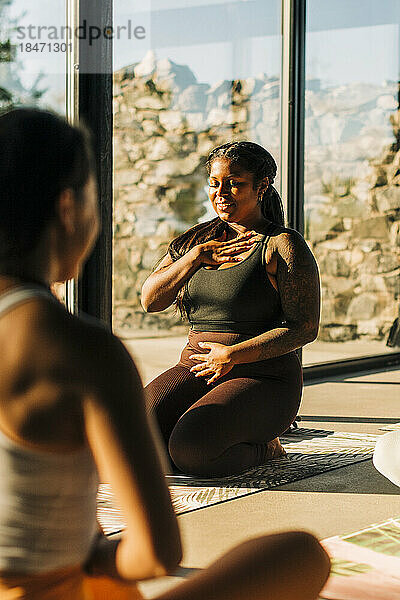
[{"xmin": 0, "ymin": 285, "xmax": 99, "ymax": 573}]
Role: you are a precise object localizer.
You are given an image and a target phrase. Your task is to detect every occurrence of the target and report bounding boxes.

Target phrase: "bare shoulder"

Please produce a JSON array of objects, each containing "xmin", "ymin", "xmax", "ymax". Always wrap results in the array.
[
  {"xmin": 62, "ymin": 305, "xmax": 142, "ymax": 403},
  {"xmin": 12, "ymin": 296, "xmax": 140, "ymax": 403},
  {"xmin": 268, "ymin": 226, "xmax": 317, "ymax": 266},
  {"xmin": 268, "ymin": 225, "xmax": 307, "ymax": 249},
  {"xmin": 77, "ymin": 312, "xmax": 143, "ymax": 404},
  {"xmin": 0, "ymin": 295, "xmax": 143, "ymax": 448}
]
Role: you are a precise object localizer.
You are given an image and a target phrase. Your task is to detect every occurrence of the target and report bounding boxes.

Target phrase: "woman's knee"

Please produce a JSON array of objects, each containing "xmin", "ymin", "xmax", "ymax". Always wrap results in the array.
[
  {"xmin": 241, "ymin": 530, "xmax": 327, "ymax": 563},
  {"xmin": 271, "ymin": 531, "xmax": 330, "ymax": 596},
  {"xmin": 238, "ymin": 531, "xmax": 330, "ymax": 595},
  {"xmin": 168, "ymin": 408, "xmax": 221, "ymax": 475},
  {"xmin": 279, "ymin": 531, "xmax": 330, "ymax": 573},
  {"xmin": 168, "ymin": 428, "xmax": 206, "ymax": 475}
]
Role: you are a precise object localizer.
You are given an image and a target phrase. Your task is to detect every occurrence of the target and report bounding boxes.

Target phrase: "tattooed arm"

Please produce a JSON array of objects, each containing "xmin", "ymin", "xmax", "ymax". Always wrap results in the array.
[
  {"xmin": 189, "ymin": 229, "xmax": 320, "ymax": 383},
  {"xmin": 230, "ymin": 229, "xmax": 320, "ymax": 363}
]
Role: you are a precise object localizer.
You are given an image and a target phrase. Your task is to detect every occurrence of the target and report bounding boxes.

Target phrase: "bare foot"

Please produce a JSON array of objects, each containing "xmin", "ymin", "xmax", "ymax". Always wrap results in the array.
[{"xmin": 265, "ymin": 437, "xmax": 286, "ymax": 459}]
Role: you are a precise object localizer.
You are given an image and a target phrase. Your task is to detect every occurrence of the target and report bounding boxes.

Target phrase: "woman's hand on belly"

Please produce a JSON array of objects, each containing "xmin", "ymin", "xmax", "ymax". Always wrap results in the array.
[{"xmin": 189, "ymin": 341, "xmax": 236, "ymax": 384}]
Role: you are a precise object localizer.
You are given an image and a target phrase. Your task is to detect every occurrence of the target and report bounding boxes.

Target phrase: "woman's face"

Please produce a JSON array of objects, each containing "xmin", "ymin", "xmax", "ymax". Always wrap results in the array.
[
  {"xmin": 56, "ymin": 173, "xmax": 100, "ymax": 281},
  {"xmin": 75, "ymin": 173, "xmax": 100, "ymax": 268},
  {"xmin": 207, "ymin": 158, "xmax": 265, "ymax": 228}
]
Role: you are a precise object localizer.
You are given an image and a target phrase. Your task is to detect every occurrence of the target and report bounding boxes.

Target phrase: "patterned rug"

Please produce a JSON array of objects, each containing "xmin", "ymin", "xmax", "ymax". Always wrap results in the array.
[{"xmin": 97, "ymin": 428, "xmax": 378, "ymax": 535}]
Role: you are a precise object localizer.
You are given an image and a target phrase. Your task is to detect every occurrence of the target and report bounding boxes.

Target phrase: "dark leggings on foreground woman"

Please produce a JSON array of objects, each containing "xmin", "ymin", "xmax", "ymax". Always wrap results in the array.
[{"xmin": 145, "ymin": 331, "xmax": 302, "ymax": 477}]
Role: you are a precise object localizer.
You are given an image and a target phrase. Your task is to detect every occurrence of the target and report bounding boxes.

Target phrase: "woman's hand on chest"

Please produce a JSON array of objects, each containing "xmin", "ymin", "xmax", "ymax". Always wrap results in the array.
[{"xmin": 198, "ymin": 230, "xmax": 259, "ymax": 269}]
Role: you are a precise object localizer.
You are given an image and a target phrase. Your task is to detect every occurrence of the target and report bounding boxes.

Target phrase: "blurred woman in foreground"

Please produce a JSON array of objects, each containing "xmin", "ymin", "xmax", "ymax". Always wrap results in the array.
[{"xmin": 0, "ymin": 107, "xmax": 329, "ymax": 600}]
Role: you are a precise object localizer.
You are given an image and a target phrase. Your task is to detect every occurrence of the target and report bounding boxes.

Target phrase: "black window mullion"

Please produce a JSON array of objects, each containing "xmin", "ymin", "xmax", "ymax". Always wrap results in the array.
[
  {"xmin": 286, "ymin": 0, "xmax": 306, "ymax": 234},
  {"xmin": 78, "ymin": 0, "xmax": 113, "ymax": 326}
]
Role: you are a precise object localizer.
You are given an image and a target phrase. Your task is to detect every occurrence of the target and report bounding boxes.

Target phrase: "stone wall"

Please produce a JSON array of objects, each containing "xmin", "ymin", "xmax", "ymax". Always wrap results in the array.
[
  {"xmin": 306, "ymin": 94, "xmax": 400, "ymax": 342},
  {"xmin": 113, "ymin": 51, "xmax": 399, "ymax": 342}
]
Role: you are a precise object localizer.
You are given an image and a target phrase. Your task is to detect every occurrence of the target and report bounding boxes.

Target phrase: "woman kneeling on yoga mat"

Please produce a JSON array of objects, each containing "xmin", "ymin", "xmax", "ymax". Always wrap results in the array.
[
  {"xmin": 142, "ymin": 141, "xmax": 320, "ymax": 477},
  {"xmin": 0, "ymin": 108, "xmax": 328, "ymax": 600}
]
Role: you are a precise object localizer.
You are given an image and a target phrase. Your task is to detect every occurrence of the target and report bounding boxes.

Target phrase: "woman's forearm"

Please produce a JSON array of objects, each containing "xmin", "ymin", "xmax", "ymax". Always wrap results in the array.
[
  {"xmin": 229, "ymin": 323, "xmax": 318, "ymax": 364},
  {"xmin": 141, "ymin": 247, "xmax": 202, "ymax": 312},
  {"xmin": 85, "ymin": 533, "xmax": 180, "ymax": 582}
]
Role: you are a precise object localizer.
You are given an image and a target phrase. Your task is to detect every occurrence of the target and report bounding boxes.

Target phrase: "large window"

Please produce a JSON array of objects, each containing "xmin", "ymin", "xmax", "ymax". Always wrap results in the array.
[
  {"xmin": 27, "ymin": 0, "xmax": 397, "ymax": 378},
  {"xmin": 303, "ymin": 0, "xmax": 400, "ymax": 366},
  {"xmin": 113, "ymin": 1, "xmax": 283, "ymax": 381}
]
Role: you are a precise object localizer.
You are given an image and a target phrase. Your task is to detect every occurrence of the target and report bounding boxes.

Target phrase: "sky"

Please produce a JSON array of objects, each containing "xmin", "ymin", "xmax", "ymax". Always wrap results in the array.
[{"xmin": 4, "ymin": 0, "xmax": 400, "ymax": 111}]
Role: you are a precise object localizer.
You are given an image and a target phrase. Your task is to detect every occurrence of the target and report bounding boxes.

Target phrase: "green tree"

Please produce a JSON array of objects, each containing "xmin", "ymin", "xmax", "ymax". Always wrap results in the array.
[{"xmin": 0, "ymin": 0, "xmax": 46, "ymax": 114}]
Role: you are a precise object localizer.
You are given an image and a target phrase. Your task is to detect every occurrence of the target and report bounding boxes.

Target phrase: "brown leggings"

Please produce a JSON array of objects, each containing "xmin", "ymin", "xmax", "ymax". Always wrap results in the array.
[{"xmin": 145, "ymin": 332, "xmax": 302, "ymax": 477}]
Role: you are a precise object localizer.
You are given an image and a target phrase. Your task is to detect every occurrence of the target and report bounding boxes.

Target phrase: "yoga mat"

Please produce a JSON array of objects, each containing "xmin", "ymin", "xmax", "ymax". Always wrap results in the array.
[
  {"xmin": 97, "ymin": 428, "xmax": 378, "ymax": 535},
  {"xmin": 320, "ymin": 517, "xmax": 400, "ymax": 599},
  {"xmin": 165, "ymin": 429, "xmax": 377, "ymax": 488}
]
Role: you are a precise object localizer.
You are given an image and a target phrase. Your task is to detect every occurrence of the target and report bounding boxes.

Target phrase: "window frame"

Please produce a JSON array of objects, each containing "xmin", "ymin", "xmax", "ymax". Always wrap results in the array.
[{"xmin": 76, "ymin": 0, "xmax": 113, "ymax": 327}]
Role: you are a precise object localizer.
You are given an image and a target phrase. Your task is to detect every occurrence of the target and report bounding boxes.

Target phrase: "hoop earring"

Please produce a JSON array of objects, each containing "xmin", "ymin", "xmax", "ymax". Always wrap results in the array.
[{"xmin": 257, "ymin": 188, "xmax": 266, "ymax": 204}]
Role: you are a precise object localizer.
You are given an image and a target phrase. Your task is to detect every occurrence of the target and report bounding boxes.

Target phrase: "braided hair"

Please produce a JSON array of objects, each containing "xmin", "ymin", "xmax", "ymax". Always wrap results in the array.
[{"xmin": 168, "ymin": 141, "xmax": 285, "ymax": 318}]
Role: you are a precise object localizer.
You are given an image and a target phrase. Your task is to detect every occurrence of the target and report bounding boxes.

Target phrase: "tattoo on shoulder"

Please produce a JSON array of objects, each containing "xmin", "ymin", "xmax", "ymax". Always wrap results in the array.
[{"xmin": 263, "ymin": 231, "xmax": 321, "ymax": 354}]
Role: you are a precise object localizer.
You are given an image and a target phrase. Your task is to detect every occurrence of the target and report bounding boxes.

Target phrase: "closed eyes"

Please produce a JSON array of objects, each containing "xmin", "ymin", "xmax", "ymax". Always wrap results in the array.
[{"xmin": 208, "ymin": 179, "xmax": 243, "ymax": 189}]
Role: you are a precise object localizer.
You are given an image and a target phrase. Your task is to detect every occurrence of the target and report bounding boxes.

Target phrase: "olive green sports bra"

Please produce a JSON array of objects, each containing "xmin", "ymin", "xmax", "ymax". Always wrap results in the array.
[{"xmin": 187, "ymin": 235, "xmax": 283, "ymax": 335}]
